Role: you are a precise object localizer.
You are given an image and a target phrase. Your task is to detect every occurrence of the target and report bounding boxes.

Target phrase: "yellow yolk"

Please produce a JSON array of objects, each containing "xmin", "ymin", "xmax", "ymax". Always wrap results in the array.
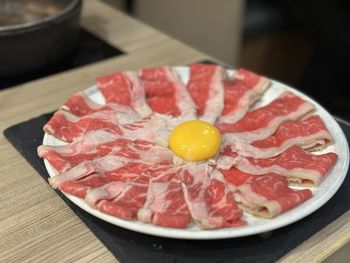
[{"xmin": 169, "ymin": 120, "xmax": 221, "ymax": 161}]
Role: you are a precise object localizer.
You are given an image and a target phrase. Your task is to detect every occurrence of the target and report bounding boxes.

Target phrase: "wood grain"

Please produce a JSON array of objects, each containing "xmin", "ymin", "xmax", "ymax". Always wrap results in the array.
[
  {"xmin": 0, "ymin": 0, "xmax": 348, "ymax": 262},
  {"xmin": 279, "ymin": 211, "xmax": 350, "ymax": 263}
]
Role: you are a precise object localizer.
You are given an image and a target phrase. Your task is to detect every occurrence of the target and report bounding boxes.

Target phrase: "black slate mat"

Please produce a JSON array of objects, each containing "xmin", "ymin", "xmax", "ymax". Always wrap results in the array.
[
  {"xmin": 0, "ymin": 29, "xmax": 124, "ymax": 89},
  {"xmin": 4, "ymin": 114, "xmax": 350, "ymax": 263}
]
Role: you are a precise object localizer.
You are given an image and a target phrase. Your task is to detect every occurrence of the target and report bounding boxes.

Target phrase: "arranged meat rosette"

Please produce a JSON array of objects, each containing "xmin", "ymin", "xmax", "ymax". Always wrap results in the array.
[{"xmin": 38, "ymin": 64, "xmax": 338, "ymax": 230}]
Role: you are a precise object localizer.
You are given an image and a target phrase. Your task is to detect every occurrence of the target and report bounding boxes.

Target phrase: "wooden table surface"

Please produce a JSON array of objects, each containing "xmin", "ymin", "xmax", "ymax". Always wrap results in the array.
[{"xmin": 0, "ymin": 1, "xmax": 349, "ymax": 262}]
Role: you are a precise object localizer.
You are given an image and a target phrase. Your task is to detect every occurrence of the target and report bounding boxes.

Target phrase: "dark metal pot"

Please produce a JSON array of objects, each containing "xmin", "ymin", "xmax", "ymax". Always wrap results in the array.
[{"xmin": 0, "ymin": 0, "xmax": 82, "ymax": 78}]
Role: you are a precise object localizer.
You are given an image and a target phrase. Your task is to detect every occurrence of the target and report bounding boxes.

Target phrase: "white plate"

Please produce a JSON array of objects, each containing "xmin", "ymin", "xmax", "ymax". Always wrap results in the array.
[{"xmin": 43, "ymin": 66, "xmax": 349, "ymax": 239}]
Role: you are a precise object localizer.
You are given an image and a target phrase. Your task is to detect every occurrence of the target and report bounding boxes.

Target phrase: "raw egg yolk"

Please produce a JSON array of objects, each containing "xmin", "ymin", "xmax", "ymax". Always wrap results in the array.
[{"xmin": 169, "ymin": 120, "xmax": 221, "ymax": 161}]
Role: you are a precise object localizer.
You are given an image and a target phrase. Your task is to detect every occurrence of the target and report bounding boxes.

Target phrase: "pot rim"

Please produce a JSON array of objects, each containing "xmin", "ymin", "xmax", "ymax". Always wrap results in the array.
[{"xmin": 0, "ymin": 0, "xmax": 82, "ymax": 36}]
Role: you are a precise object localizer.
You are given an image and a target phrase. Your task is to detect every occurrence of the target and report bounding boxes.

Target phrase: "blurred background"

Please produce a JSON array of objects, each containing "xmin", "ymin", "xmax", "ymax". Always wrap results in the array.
[
  {"xmin": 104, "ymin": 0, "xmax": 350, "ymax": 120},
  {"xmin": 1, "ymin": 0, "xmax": 349, "ymax": 120}
]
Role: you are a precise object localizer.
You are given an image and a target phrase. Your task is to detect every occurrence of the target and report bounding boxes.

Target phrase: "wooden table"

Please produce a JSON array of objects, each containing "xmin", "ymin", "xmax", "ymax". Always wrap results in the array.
[{"xmin": 0, "ymin": 1, "xmax": 349, "ymax": 262}]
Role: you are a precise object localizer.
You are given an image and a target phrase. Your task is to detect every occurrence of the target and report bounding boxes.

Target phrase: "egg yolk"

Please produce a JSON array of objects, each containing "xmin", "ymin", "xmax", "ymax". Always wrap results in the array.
[{"xmin": 169, "ymin": 120, "xmax": 221, "ymax": 161}]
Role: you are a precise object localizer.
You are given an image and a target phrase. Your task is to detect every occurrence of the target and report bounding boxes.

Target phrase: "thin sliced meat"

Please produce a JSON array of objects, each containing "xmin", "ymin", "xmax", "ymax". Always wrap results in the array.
[
  {"xmin": 43, "ymin": 110, "xmax": 138, "ymax": 142},
  {"xmin": 101, "ymin": 162, "xmax": 156, "ymax": 184},
  {"xmin": 61, "ymin": 91, "xmax": 136, "ymax": 117},
  {"xmin": 226, "ymin": 115, "xmax": 333, "ymax": 158},
  {"xmin": 187, "ymin": 63, "xmax": 225, "ymax": 123},
  {"xmin": 139, "ymin": 67, "xmax": 176, "ymax": 81},
  {"xmin": 56, "ymin": 162, "xmax": 172, "ymax": 198},
  {"xmin": 120, "ymin": 116, "xmax": 170, "ymax": 146},
  {"xmin": 147, "ymin": 164, "xmax": 188, "ymax": 183},
  {"xmin": 142, "ymin": 81, "xmax": 181, "ymax": 117},
  {"xmin": 218, "ymin": 91, "xmax": 315, "ymax": 142},
  {"xmin": 217, "ymin": 68, "xmax": 270, "ymax": 124},
  {"xmin": 219, "ymin": 167, "xmax": 254, "ymax": 188},
  {"xmin": 58, "ymin": 173, "xmax": 110, "ymax": 198},
  {"xmin": 62, "ymin": 160, "xmax": 157, "ymax": 197},
  {"xmin": 85, "ymin": 182, "xmax": 148, "ymax": 220},
  {"xmin": 251, "ymin": 115, "xmax": 332, "ymax": 151},
  {"xmin": 182, "ymin": 165, "xmax": 246, "ymax": 229},
  {"xmin": 139, "ymin": 66, "xmax": 196, "ymax": 119},
  {"xmin": 48, "ymin": 156, "xmax": 132, "ymax": 190},
  {"xmin": 40, "ymin": 65, "xmax": 340, "ymax": 229},
  {"xmin": 138, "ymin": 173, "xmax": 191, "ymax": 228},
  {"xmin": 38, "ymin": 130, "xmax": 172, "ymax": 173},
  {"xmin": 219, "ymin": 168, "xmax": 312, "ymax": 218},
  {"xmin": 39, "ymin": 131, "xmax": 125, "ymax": 173},
  {"xmin": 136, "ymin": 164, "xmax": 197, "ymax": 228},
  {"xmin": 218, "ymin": 146, "xmax": 338, "ymax": 186},
  {"xmin": 44, "ymin": 110, "xmax": 169, "ymax": 144},
  {"xmin": 48, "ymin": 150, "xmax": 172, "ymax": 190},
  {"xmin": 97, "ymin": 71, "xmax": 152, "ymax": 117}
]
